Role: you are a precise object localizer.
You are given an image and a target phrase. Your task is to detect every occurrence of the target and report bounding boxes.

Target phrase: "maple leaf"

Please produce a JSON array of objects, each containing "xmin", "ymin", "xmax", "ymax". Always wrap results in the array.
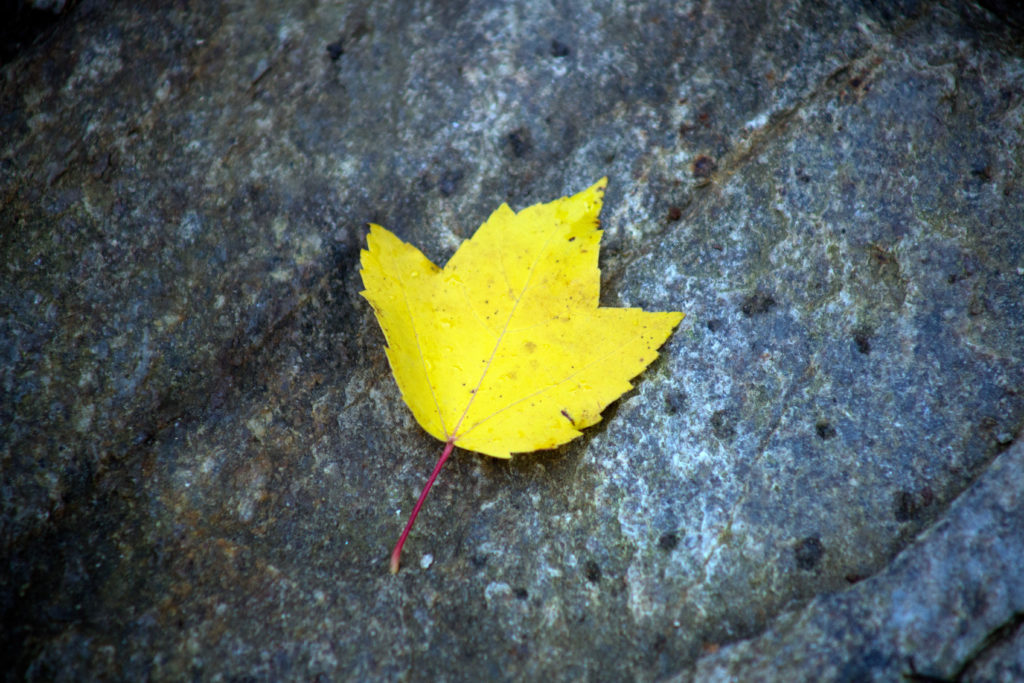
[{"xmin": 360, "ymin": 178, "xmax": 683, "ymax": 572}]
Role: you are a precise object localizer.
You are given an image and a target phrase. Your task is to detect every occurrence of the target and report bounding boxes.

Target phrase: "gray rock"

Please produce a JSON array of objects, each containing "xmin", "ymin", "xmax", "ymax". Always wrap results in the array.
[
  {"xmin": 28, "ymin": 0, "xmax": 69, "ymax": 12},
  {"xmin": 1, "ymin": 0, "xmax": 1021, "ymax": 680},
  {"xmin": 692, "ymin": 438, "xmax": 1024, "ymax": 682}
]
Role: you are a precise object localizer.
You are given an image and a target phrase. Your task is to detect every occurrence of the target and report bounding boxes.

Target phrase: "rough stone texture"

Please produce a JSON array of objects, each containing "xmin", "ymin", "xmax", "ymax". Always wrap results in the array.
[
  {"xmin": 0, "ymin": 1, "xmax": 75, "ymax": 64},
  {"xmin": 692, "ymin": 438, "xmax": 1024, "ymax": 682},
  {"xmin": 1, "ymin": 1, "xmax": 1022, "ymax": 680}
]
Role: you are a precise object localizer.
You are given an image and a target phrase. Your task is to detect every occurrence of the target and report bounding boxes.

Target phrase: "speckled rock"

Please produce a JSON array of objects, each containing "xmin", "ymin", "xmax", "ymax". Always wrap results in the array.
[
  {"xmin": 1, "ymin": 1, "xmax": 1022, "ymax": 680},
  {"xmin": 692, "ymin": 438, "xmax": 1024, "ymax": 682}
]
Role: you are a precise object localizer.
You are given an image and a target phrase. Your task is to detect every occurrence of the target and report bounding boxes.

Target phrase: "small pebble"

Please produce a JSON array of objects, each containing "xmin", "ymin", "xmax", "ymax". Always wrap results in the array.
[{"xmin": 420, "ymin": 553, "xmax": 433, "ymax": 569}]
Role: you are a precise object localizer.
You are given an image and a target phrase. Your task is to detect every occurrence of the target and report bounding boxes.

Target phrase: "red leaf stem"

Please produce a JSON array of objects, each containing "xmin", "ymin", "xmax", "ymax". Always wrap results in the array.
[{"xmin": 390, "ymin": 438, "xmax": 456, "ymax": 573}]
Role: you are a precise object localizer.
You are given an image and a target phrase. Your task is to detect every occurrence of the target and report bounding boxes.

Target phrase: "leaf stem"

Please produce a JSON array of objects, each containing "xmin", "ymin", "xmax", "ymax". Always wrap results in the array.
[{"xmin": 390, "ymin": 438, "xmax": 456, "ymax": 574}]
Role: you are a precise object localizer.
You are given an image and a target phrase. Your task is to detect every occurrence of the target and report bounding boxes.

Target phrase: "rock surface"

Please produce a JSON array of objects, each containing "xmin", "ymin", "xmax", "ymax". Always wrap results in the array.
[
  {"xmin": 692, "ymin": 438, "xmax": 1024, "ymax": 682},
  {"xmin": 2, "ymin": 1, "xmax": 1022, "ymax": 680}
]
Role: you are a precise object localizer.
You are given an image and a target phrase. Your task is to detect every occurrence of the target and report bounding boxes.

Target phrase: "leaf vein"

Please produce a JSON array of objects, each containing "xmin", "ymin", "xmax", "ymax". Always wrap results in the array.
[
  {"xmin": 449, "ymin": 225, "xmax": 560, "ymax": 438},
  {"xmin": 394, "ymin": 265, "xmax": 450, "ymax": 440},
  {"xmin": 459, "ymin": 327, "xmax": 650, "ymax": 440}
]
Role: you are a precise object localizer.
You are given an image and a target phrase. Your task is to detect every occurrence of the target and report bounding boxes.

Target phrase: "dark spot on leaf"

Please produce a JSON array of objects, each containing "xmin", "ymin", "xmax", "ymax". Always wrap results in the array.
[
  {"xmin": 667, "ymin": 206, "xmax": 682, "ymax": 221},
  {"xmin": 561, "ymin": 409, "xmax": 573, "ymax": 424},
  {"xmin": 326, "ymin": 41, "xmax": 344, "ymax": 60},
  {"xmin": 658, "ymin": 532, "xmax": 679, "ymax": 551},
  {"xmin": 794, "ymin": 536, "xmax": 824, "ymax": 570},
  {"xmin": 740, "ymin": 290, "xmax": 776, "ymax": 316},
  {"xmin": 584, "ymin": 559, "xmax": 601, "ymax": 583},
  {"xmin": 692, "ymin": 155, "xmax": 717, "ymax": 179},
  {"xmin": 550, "ymin": 39, "xmax": 571, "ymax": 57},
  {"xmin": 710, "ymin": 409, "xmax": 736, "ymax": 440},
  {"xmin": 665, "ymin": 392, "xmax": 687, "ymax": 415},
  {"xmin": 815, "ymin": 419, "xmax": 837, "ymax": 440},
  {"xmin": 568, "ymin": 236, "xmax": 576, "ymax": 242}
]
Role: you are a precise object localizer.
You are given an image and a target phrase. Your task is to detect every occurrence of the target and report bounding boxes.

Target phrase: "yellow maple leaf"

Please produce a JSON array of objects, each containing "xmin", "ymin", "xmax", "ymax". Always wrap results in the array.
[{"xmin": 360, "ymin": 177, "xmax": 683, "ymax": 572}]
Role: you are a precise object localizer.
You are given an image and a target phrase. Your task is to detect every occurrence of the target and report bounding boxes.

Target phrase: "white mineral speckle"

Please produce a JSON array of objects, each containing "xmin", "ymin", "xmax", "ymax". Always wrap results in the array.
[{"xmin": 484, "ymin": 581, "xmax": 511, "ymax": 604}]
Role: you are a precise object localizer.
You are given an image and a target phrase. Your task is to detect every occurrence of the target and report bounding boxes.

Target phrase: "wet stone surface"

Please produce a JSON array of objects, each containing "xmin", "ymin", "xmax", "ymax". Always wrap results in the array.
[{"xmin": 2, "ymin": 1, "xmax": 1022, "ymax": 680}]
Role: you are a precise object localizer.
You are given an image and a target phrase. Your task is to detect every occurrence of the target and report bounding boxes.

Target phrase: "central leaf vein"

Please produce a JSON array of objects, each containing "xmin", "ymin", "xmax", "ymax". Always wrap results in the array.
[{"xmin": 448, "ymin": 226, "xmax": 559, "ymax": 439}]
